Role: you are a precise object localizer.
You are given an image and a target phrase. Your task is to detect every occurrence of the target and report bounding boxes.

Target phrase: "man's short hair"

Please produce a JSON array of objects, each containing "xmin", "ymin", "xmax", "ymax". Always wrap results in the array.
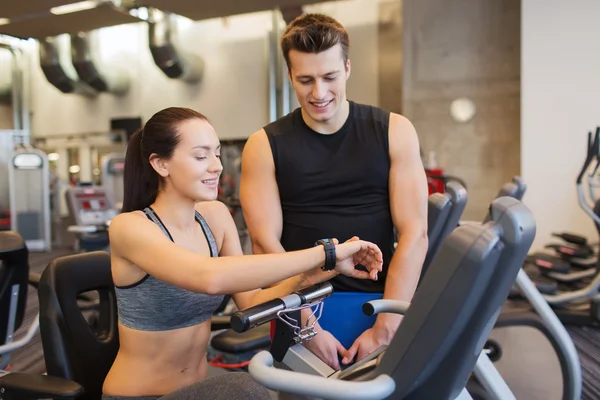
[{"xmin": 280, "ymin": 13, "xmax": 350, "ymax": 69}]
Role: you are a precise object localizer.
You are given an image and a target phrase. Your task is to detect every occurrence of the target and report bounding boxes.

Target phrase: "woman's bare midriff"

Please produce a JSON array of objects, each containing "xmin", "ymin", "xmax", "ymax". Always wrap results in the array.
[{"xmin": 102, "ymin": 321, "xmax": 212, "ymax": 397}]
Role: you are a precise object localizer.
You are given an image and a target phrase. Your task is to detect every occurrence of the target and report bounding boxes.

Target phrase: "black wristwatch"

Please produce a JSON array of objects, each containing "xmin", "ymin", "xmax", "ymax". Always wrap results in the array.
[{"xmin": 315, "ymin": 239, "xmax": 336, "ymax": 271}]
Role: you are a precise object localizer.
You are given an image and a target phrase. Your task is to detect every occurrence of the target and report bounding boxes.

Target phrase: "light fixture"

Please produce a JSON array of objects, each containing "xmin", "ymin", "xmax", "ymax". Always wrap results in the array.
[
  {"xmin": 0, "ymin": 18, "xmax": 10, "ymax": 26},
  {"xmin": 129, "ymin": 7, "xmax": 149, "ymax": 21},
  {"xmin": 48, "ymin": 153, "xmax": 60, "ymax": 161},
  {"xmin": 69, "ymin": 165, "xmax": 81, "ymax": 173},
  {"xmin": 50, "ymin": 1, "xmax": 97, "ymax": 15},
  {"xmin": 450, "ymin": 97, "xmax": 477, "ymax": 123}
]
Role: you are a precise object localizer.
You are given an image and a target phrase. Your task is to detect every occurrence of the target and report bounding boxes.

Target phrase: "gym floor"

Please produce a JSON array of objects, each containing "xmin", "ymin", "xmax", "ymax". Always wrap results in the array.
[{"xmin": 9, "ymin": 249, "xmax": 600, "ymax": 399}]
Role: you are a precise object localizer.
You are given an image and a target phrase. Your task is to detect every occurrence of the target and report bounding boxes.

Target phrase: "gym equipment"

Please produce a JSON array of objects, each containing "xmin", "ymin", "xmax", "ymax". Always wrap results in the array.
[
  {"xmin": 0, "ymin": 130, "xmax": 31, "ymax": 231},
  {"xmin": 8, "ymin": 149, "xmax": 52, "ymax": 251},
  {"xmin": 478, "ymin": 177, "xmax": 582, "ymax": 400},
  {"xmin": 524, "ymin": 132, "xmax": 600, "ymax": 286},
  {"xmin": 421, "ymin": 180, "xmax": 468, "ymax": 278},
  {"xmin": 579, "ymin": 127, "xmax": 600, "ymax": 226},
  {"xmin": 529, "ymin": 130, "xmax": 600, "ymax": 275},
  {"xmin": 0, "ymin": 231, "xmax": 40, "ymax": 371},
  {"xmin": 231, "ymin": 196, "xmax": 535, "ymax": 400},
  {"xmin": 100, "ymin": 153, "xmax": 125, "ymax": 211},
  {"xmin": 209, "ymin": 185, "xmax": 468, "ymax": 363},
  {"xmin": 553, "ymin": 232, "xmax": 590, "ymax": 247},
  {"xmin": 64, "ymin": 186, "xmax": 117, "ymax": 252},
  {"xmin": 527, "ymin": 130, "xmax": 600, "ymax": 324}
]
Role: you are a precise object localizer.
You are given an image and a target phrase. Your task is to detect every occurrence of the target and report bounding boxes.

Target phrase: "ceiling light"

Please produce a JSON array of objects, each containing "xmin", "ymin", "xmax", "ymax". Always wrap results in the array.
[{"xmin": 50, "ymin": 1, "xmax": 97, "ymax": 15}]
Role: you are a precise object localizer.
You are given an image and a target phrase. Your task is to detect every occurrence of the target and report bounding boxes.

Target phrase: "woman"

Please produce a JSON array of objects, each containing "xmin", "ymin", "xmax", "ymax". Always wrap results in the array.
[{"xmin": 102, "ymin": 107, "xmax": 383, "ymax": 399}]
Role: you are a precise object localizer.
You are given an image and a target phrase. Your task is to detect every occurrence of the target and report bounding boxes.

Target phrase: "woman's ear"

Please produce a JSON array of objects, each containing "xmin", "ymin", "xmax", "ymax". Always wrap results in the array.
[{"xmin": 149, "ymin": 154, "xmax": 169, "ymax": 178}]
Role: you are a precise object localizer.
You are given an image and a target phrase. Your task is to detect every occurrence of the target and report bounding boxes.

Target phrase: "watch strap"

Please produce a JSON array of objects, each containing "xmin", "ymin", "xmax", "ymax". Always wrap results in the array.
[{"xmin": 316, "ymin": 239, "xmax": 336, "ymax": 271}]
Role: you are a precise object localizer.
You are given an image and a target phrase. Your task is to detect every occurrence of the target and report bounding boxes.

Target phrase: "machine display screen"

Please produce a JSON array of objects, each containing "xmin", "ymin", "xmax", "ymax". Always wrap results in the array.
[
  {"xmin": 70, "ymin": 189, "xmax": 117, "ymax": 225},
  {"xmin": 108, "ymin": 160, "xmax": 125, "ymax": 173},
  {"xmin": 76, "ymin": 193, "xmax": 109, "ymax": 211}
]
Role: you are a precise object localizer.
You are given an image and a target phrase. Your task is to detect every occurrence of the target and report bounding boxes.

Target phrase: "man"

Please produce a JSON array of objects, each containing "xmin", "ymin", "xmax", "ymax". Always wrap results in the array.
[{"xmin": 240, "ymin": 13, "xmax": 428, "ymax": 370}]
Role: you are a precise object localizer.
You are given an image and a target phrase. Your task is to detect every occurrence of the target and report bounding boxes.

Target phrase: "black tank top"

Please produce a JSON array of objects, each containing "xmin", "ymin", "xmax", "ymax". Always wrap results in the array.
[{"xmin": 264, "ymin": 100, "xmax": 393, "ymax": 293}]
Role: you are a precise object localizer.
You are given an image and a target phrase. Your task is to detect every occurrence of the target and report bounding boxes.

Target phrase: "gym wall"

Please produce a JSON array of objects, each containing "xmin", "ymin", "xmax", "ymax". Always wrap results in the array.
[
  {"xmin": 0, "ymin": 0, "xmax": 383, "ymax": 139},
  {"xmin": 521, "ymin": 0, "xmax": 600, "ymax": 251},
  {"xmin": 402, "ymin": 0, "xmax": 522, "ymax": 221}
]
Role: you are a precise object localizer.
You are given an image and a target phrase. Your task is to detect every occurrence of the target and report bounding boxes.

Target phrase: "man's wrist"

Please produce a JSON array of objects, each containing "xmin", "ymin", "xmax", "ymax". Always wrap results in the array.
[{"xmin": 373, "ymin": 314, "xmax": 403, "ymax": 342}]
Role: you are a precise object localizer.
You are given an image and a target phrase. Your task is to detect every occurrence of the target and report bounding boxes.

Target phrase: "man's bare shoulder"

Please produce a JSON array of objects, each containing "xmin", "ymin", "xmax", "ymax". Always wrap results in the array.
[
  {"xmin": 388, "ymin": 113, "xmax": 420, "ymax": 159},
  {"xmin": 245, "ymin": 128, "xmax": 269, "ymax": 149},
  {"xmin": 389, "ymin": 113, "xmax": 417, "ymax": 135}
]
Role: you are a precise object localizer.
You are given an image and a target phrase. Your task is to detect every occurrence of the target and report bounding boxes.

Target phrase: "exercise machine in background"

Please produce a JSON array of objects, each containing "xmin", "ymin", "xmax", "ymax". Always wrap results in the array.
[
  {"xmin": 475, "ymin": 177, "xmax": 583, "ymax": 400},
  {"xmin": 9, "ymin": 148, "xmax": 52, "ymax": 252},
  {"xmin": 0, "ymin": 130, "xmax": 52, "ymax": 252},
  {"xmin": 520, "ymin": 129, "xmax": 600, "ymax": 327},
  {"xmin": 64, "ymin": 186, "xmax": 117, "ymax": 252},
  {"xmin": 0, "ymin": 231, "xmax": 40, "ymax": 371},
  {"xmin": 100, "ymin": 153, "xmax": 125, "ymax": 212}
]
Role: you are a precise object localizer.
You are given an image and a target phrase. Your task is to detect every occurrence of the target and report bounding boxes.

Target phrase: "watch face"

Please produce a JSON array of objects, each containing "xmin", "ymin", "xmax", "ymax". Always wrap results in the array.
[{"xmin": 315, "ymin": 238, "xmax": 333, "ymax": 246}]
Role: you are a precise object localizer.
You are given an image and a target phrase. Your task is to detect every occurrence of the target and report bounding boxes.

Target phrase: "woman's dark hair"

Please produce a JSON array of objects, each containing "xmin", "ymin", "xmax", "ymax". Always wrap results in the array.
[{"xmin": 122, "ymin": 107, "xmax": 208, "ymax": 212}]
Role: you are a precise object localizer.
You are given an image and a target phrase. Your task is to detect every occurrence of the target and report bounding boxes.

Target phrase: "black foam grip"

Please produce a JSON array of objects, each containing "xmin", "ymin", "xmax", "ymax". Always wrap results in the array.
[
  {"xmin": 292, "ymin": 282, "xmax": 333, "ymax": 304},
  {"xmin": 230, "ymin": 298, "xmax": 285, "ymax": 333}
]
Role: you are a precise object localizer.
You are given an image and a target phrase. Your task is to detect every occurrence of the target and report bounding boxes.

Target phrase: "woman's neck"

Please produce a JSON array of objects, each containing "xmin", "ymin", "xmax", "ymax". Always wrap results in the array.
[{"xmin": 150, "ymin": 191, "xmax": 198, "ymax": 232}]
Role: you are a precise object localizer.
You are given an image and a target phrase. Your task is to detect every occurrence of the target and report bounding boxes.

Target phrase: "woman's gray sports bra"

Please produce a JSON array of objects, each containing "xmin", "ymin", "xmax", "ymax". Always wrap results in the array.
[{"xmin": 114, "ymin": 207, "xmax": 225, "ymax": 331}]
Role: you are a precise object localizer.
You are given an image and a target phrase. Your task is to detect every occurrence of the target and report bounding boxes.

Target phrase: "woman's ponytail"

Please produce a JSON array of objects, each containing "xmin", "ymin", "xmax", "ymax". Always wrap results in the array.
[{"xmin": 122, "ymin": 128, "xmax": 158, "ymax": 212}]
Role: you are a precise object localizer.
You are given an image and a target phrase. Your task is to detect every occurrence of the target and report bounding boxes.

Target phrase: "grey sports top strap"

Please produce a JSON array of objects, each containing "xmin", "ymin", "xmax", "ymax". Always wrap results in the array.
[
  {"xmin": 143, "ymin": 207, "xmax": 219, "ymax": 257},
  {"xmin": 194, "ymin": 210, "xmax": 219, "ymax": 257}
]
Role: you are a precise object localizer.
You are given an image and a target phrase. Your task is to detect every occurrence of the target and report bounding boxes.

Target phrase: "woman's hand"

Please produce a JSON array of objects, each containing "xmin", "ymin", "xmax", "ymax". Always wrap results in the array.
[{"xmin": 334, "ymin": 236, "xmax": 383, "ymax": 280}]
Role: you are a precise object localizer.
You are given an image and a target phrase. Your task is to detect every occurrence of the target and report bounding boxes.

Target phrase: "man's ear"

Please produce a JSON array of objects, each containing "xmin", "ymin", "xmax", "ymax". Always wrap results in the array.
[
  {"xmin": 149, "ymin": 154, "xmax": 169, "ymax": 178},
  {"xmin": 345, "ymin": 59, "xmax": 351, "ymax": 80}
]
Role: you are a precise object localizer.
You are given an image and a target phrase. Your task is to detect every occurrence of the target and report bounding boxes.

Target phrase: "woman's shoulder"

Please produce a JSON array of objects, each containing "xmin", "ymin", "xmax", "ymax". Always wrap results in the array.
[{"xmin": 109, "ymin": 210, "xmax": 153, "ymax": 236}]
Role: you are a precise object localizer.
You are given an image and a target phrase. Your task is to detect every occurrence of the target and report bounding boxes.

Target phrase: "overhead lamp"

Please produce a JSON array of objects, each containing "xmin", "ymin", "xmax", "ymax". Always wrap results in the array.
[{"xmin": 50, "ymin": 1, "xmax": 98, "ymax": 15}]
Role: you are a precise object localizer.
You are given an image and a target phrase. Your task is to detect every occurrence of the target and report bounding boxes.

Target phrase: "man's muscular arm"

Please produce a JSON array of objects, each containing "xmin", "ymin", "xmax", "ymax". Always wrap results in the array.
[
  {"xmin": 375, "ymin": 113, "xmax": 428, "ymax": 337},
  {"xmin": 240, "ymin": 129, "xmax": 286, "ymax": 256},
  {"xmin": 344, "ymin": 113, "xmax": 428, "ymax": 365}
]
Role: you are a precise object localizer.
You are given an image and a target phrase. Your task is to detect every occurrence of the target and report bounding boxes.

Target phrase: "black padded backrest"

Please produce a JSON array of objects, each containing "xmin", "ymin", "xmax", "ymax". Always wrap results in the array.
[
  {"xmin": 362, "ymin": 210, "xmax": 504, "ymax": 396},
  {"xmin": 483, "ymin": 176, "xmax": 526, "ymax": 223},
  {"xmin": 426, "ymin": 192, "xmax": 451, "ymax": 249},
  {"xmin": 38, "ymin": 251, "xmax": 118, "ymax": 400},
  {"xmin": 405, "ymin": 197, "xmax": 536, "ymax": 399},
  {"xmin": 421, "ymin": 182, "xmax": 468, "ymax": 278},
  {"xmin": 0, "ymin": 231, "xmax": 29, "ymax": 344}
]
